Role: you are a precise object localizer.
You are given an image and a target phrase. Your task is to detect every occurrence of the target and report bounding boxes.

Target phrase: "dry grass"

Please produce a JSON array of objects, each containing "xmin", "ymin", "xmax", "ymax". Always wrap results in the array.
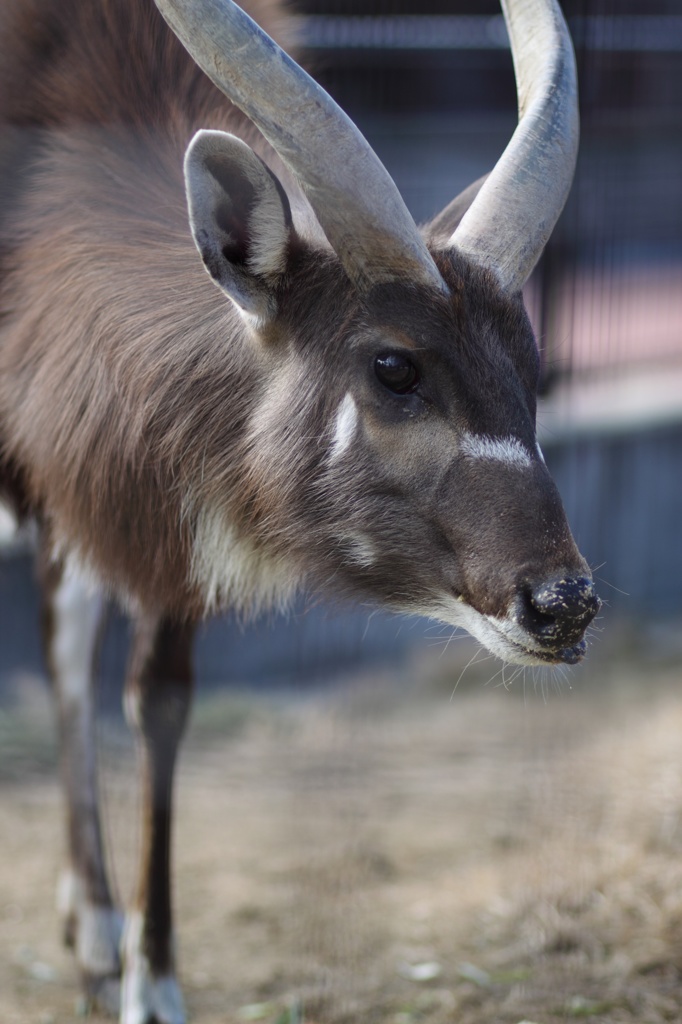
[{"xmin": 2, "ymin": 640, "xmax": 682, "ymax": 1023}]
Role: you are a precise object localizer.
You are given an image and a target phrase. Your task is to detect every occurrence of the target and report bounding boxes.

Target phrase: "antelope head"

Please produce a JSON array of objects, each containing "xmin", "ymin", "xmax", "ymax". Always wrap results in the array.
[{"xmin": 156, "ymin": 0, "xmax": 600, "ymax": 666}]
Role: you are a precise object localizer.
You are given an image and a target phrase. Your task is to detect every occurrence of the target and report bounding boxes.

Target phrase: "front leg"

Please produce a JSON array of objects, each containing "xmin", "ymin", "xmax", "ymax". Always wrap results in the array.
[
  {"xmin": 41, "ymin": 555, "xmax": 123, "ymax": 1014},
  {"xmin": 121, "ymin": 615, "xmax": 195, "ymax": 1024}
]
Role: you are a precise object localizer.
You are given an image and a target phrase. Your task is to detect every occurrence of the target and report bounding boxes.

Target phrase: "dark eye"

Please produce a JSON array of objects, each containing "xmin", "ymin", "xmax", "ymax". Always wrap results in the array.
[{"xmin": 374, "ymin": 352, "xmax": 420, "ymax": 395}]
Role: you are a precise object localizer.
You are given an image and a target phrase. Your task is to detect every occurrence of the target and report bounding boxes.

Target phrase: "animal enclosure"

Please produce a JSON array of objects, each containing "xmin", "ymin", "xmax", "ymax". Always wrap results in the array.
[{"xmin": 2, "ymin": 0, "xmax": 682, "ymax": 1023}]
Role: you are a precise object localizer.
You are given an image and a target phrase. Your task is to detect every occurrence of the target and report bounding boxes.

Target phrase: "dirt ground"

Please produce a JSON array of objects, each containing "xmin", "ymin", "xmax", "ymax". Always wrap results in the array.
[{"xmin": 3, "ymin": 636, "xmax": 682, "ymax": 1024}]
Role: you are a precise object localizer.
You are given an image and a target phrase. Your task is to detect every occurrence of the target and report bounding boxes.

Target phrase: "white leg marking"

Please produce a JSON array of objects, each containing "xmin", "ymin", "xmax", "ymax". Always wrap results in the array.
[
  {"xmin": 78, "ymin": 903, "xmax": 124, "ymax": 977},
  {"xmin": 52, "ymin": 562, "xmax": 103, "ymax": 703},
  {"xmin": 56, "ymin": 871, "xmax": 122, "ymax": 1014},
  {"xmin": 56, "ymin": 867, "xmax": 81, "ymax": 922},
  {"xmin": 459, "ymin": 432, "xmax": 533, "ymax": 468},
  {"xmin": 329, "ymin": 392, "xmax": 358, "ymax": 463},
  {"xmin": 121, "ymin": 913, "xmax": 185, "ymax": 1024},
  {"xmin": 52, "ymin": 563, "xmax": 121, "ymax": 999}
]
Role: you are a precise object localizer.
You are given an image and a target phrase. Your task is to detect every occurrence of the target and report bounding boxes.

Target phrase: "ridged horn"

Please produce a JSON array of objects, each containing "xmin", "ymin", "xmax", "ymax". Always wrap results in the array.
[
  {"xmin": 153, "ymin": 0, "xmax": 446, "ymax": 296},
  {"xmin": 450, "ymin": 0, "xmax": 579, "ymax": 294}
]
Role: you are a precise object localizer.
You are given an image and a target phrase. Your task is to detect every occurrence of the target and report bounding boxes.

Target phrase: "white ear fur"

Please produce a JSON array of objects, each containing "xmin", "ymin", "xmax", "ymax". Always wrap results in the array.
[{"xmin": 184, "ymin": 130, "xmax": 292, "ymax": 324}]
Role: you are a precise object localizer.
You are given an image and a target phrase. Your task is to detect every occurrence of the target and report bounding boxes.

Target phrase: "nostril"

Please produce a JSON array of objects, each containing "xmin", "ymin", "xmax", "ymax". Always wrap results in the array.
[
  {"xmin": 520, "ymin": 586, "xmax": 558, "ymax": 634},
  {"xmin": 519, "ymin": 575, "xmax": 601, "ymax": 646}
]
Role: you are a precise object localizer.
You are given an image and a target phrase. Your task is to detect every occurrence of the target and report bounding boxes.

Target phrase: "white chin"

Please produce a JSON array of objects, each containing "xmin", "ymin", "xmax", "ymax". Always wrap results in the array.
[{"xmin": 421, "ymin": 596, "xmax": 567, "ymax": 667}]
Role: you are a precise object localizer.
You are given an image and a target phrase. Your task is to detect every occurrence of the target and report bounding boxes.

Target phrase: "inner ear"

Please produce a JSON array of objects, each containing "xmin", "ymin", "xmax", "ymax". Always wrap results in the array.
[
  {"xmin": 184, "ymin": 130, "xmax": 293, "ymax": 323},
  {"xmin": 208, "ymin": 158, "xmax": 257, "ymax": 267}
]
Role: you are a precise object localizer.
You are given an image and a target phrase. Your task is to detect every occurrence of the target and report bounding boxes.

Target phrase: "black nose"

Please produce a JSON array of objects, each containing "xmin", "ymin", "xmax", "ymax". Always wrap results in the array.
[{"xmin": 518, "ymin": 575, "xmax": 601, "ymax": 649}]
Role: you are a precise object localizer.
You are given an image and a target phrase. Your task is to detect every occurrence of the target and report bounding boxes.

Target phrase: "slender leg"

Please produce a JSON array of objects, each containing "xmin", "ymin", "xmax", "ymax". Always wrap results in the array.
[
  {"xmin": 41, "ymin": 555, "xmax": 122, "ymax": 1013},
  {"xmin": 121, "ymin": 614, "xmax": 194, "ymax": 1024}
]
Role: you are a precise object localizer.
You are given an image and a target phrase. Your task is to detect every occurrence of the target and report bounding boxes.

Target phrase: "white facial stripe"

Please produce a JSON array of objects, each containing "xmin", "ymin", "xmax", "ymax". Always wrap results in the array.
[
  {"xmin": 459, "ymin": 432, "xmax": 532, "ymax": 469},
  {"xmin": 329, "ymin": 393, "xmax": 358, "ymax": 463}
]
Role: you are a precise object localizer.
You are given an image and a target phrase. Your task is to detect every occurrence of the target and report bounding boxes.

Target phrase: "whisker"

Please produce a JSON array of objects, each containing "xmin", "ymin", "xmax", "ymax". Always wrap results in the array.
[
  {"xmin": 594, "ymin": 575, "xmax": 630, "ymax": 597},
  {"xmin": 362, "ymin": 609, "xmax": 378, "ymax": 643},
  {"xmin": 441, "ymin": 627, "xmax": 467, "ymax": 658},
  {"xmin": 510, "ymin": 665, "xmax": 525, "ymax": 687},
  {"xmin": 450, "ymin": 647, "xmax": 490, "ymax": 701},
  {"xmin": 485, "ymin": 663, "xmax": 507, "ymax": 689},
  {"xmin": 496, "ymin": 665, "xmax": 525, "ymax": 691}
]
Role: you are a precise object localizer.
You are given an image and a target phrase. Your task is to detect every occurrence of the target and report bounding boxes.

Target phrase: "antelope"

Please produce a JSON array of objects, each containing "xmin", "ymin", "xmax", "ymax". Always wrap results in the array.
[{"xmin": 0, "ymin": 0, "xmax": 600, "ymax": 1019}]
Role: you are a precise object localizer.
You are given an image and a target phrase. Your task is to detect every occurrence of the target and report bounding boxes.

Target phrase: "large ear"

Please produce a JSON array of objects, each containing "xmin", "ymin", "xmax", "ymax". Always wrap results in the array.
[
  {"xmin": 184, "ymin": 130, "xmax": 293, "ymax": 324},
  {"xmin": 425, "ymin": 174, "xmax": 489, "ymax": 246}
]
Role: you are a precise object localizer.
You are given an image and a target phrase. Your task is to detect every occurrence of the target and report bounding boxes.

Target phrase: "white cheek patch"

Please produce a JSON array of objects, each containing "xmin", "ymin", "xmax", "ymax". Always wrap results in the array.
[
  {"xmin": 341, "ymin": 531, "xmax": 377, "ymax": 568},
  {"xmin": 329, "ymin": 393, "xmax": 358, "ymax": 463},
  {"xmin": 459, "ymin": 432, "xmax": 533, "ymax": 469}
]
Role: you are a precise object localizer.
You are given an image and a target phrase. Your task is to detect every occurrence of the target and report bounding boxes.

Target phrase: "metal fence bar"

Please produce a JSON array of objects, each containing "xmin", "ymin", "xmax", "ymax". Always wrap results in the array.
[{"xmin": 298, "ymin": 15, "xmax": 682, "ymax": 53}]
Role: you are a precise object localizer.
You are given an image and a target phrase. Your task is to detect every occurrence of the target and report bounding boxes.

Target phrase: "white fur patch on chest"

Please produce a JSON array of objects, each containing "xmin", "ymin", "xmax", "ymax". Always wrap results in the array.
[
  {"xmin": 329, "ymin": 392, "xmax": 358, "ymax": 463},
  {"xmin": 188, "ymin": 503, "xmax": 301, "ymax": 616},
  {"xmin": 459, "ymin": 432, "xmax": 533, "ymax": 468}
]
